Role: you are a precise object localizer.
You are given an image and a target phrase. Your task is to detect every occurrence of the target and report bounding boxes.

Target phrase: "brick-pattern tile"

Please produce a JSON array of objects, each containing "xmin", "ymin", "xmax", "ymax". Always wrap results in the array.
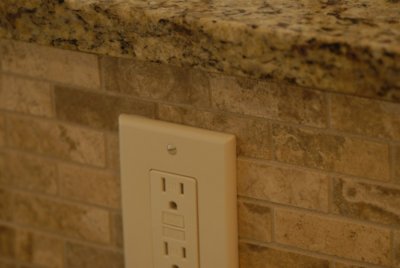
[
  {"xmin": 239, "ymin": 242, "xmax": 330, "ymax": 268},
  {"xmin": 54, "ymin": 86, "xmax": 156, "ymax": 131},
  {"xmin": 272, "ymin": 124, "xmax": 390, "ymax": 181},
  {"xmin": 211, "ymin": 74, "xmax": 327, "ymax": 127},
  {"xmin": 0, "ymin": 189, "xmax": 12, "ymax": 222},
  {"xmin": 395, "ymin": 146, "xmax": 400, "ymax": 183},
  {"xmin": 14, "ymin": 193, "xmax": 110, "ymax": 244},
  {"xmin": 158, "ymin": 104, "xmax": 273, "ymax": 160},
  {"xmin": 0, "ymin": 75, "xmax": 53, "ymax": 117},
  {"xmin": 0, "ymin": 152, "xmax": 57, "ymax": 194},
  {"xmin": 102, "ymin": 57, "xmax": 210, "ymax": 108},
  {"xmin": 59, "ymin": 163, "xmax": 120, "ymax": 208},
  {"xmin": 275, "ymin": 209, "xmax": 391, "ymax": 265},
  {"xmin": 0, "ymin": 225, "xmax": 15, "ymax": 259},
  {"xmin": 1, "ymin": 40, "xmax": 100, "ymax": 89},
  {"xmin": 331, "ymin": 94, "xmax": 400, "ymax": 140},
  {"xmin": 106, "ymin": 134, "xmax": 120, "ymax": 171},
  {"xmin": 0, "ymin": 260, "xmax": 16, "ymax": 268},
  {"xmin": 110, "ymin": 212, "xmax": 123, "ymax": 249},
  {"xmin": 16, "ymin": 230, "xmax": 63, "ymax": 268},
  {"xmin": 333, "ymin": 177, "xmax": 400, "ymax": 226},
  {"xmin": 238, "ymin": 159, "xmax": 329, "ymax": 211},
  {"xmin": 0, "ymin": 115, "xmax": 5, "ymax": 147},
  {"xmin": 335, "ymin": 263, "xmax": 369, "ymax": 268},
  {"xmin": 394, "ymin": 231, "xmax": 400, "ymax": 267},
  {"xmin": 7, "ymin": 115, "xmax": 106, "ymax": 167},
  {"xmin": 238, "ymin": 199, "xmax": 272, "ymax": 242},
  {"xmin": 65, "ymin": 242, "xmax": 124, "ymax": 268}
]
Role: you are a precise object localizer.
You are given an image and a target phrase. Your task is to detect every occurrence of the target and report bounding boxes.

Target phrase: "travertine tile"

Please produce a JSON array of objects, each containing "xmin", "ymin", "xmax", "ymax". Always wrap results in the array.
[
  {"xmin": 331, "ymin": 94, "xmax": 400, "ymax": 140},
  {"xmin": 16, "ymin": 230, "xmax": 63, "ymax": 268},
  {"xmin": 0, "ymin": 115, "xmax": 5, "ymax": 147},
  {"xmin": 333, "ymin": 177, "xmax": 400, "ymax": 226},
  {"xmin": 238, "ymin": 159, "xmax": 329, "ymax": 211},
  {"xmin": 107, "ymin": 134, "xmax": 120, "ymax": 171},
  {"xmin": 1, "ymin": 40, "xmax": 100, "ymax": 90},
  {"xmin": 395, "ymin": 146, "xmax": 400, "ymax": 183},
  {"xmin": 0, "ymin": 189, "xmax": 12, "ymax": 221},
  {"xmin": 238, "ymin": 199, "xmax": 272, "ymax": 242},
  {"xmin": 0, "ymin": 225, "xmax": 15, "ymax": 259},
  {"xmin": 0, "ymin": 152, "xmax": 57, "ymax": 194},
  {"xmin": 111, "ymin": 213, "xmax": 123, "ymax": 248},
  {"xmin": 211, "ymin": 75, "xmax": 327, "ymax": 127},
  {"xmin": 0, "ymin": 75, "xmax": 53, "ymax": 117},
  {"xmin": 275, "ymin": 210, "xmax": 391, "ymax": 265},
  {"xmin": 272, "ymin": 124, "xmax": 390, "ymax": 181},
  {"xmin": 102, "ymin": 57, "xmax": 210, "ymax": 108},
  {"xmin": 14, "ymin": 193, "xmax": 110, "ymax": 244},
  {"xmin": 59, "ymin": 163, "xmax": 120, "ymax": 208},
  {"xmin": 54, "ymin": 87, "xmax": 155, "ymax": 131},
  {"xmin": 65, "ymin": 242, "xmax": 124, "ymax": 268},
  {"xmin": 395, "ymin": 231, "xmax": 400, "ymax": 267},
  {"xmin": 335, "ymin": 263, "xmax": 368, "ymax": 268},
  {"xmin": 157, "ymin": 105, "xmax": 272, "ymax": 159},
  {"xmin": 239, "ymin": 242, "xmax": 330, "ymax": 268},
  {"xmin": 7, "ymin": 116, "xmax": 106, "ymax": 167}
]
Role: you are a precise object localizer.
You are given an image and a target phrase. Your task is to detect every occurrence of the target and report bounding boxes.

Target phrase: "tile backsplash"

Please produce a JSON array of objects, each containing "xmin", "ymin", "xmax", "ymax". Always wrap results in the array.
[{"xmin": 0, "ymin": 39, "xmax": 400, "ymax": 268}]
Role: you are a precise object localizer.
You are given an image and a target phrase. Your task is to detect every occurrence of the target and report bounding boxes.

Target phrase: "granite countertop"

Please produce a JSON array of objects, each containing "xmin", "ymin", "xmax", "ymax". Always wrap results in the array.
[{"xmin": 0, "ymin": 0, "xmax": 399, "ymax": 102}]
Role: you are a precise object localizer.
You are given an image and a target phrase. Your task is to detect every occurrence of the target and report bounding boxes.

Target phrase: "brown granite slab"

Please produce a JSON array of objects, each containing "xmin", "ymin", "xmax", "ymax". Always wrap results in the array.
[{"xmin": 0, "ymin": 0, "xmax": 399, "ymax": 102}]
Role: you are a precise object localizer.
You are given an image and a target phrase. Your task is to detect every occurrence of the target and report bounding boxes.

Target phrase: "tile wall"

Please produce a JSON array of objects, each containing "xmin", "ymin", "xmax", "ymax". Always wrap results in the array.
[{"xmin": 0, "ymin": 39, "xmax": 399, "ymax": 268}]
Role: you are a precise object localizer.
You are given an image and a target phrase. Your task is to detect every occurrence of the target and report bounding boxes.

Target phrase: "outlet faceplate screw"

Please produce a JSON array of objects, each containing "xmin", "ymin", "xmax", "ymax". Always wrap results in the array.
[{"xmin": 167, "ymin": 144, "xmax": 177, "ymax": 155}]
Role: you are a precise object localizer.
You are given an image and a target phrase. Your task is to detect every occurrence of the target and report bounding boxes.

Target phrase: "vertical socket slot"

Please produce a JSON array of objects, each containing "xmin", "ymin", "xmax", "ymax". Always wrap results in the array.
[
  {"xmin": 162, "ymin": 177, "xmax": 166, "ymax": 192},
  {"xmin": 180, "ymin": 183, "xmax": 184, "ymax": 195},
  {"xmin": 182, "ymin": 247, "xmax": 187, "ymax": 259},
  {"xmin": 164, "ymin": 242, "xmax": 169, "ymax": 256}
]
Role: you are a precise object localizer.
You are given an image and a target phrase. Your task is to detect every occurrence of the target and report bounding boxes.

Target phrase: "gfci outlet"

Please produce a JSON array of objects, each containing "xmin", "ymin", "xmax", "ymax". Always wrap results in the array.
[{"xmin": 119, "ymin": 115, "xmax": 238, "ymax": 268}]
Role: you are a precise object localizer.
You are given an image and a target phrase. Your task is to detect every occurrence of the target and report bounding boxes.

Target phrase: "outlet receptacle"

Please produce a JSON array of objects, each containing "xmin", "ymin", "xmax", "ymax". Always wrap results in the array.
[
  {"xmin": 150, "ymin": 170, "xmax": 199, "ymax": 268},
  {"xmin": 120, "ymin": 115, "xmax": 238, "ymax": 268}
]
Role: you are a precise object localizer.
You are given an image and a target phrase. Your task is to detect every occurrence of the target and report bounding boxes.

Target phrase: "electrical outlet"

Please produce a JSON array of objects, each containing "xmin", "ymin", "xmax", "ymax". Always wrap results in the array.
[
  {"xmin": 120, "ymin": 115, "xmax": 238, "ymax": 268},
  {"xmin": 150, "ymin": 170, "xmax": 199, "ymax": 268}
]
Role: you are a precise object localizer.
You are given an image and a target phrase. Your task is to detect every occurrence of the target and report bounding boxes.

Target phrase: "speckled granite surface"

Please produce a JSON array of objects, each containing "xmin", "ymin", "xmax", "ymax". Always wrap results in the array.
[{"xmin": 0, "ymin": 0, "xmax": 399, "ymax": 101}]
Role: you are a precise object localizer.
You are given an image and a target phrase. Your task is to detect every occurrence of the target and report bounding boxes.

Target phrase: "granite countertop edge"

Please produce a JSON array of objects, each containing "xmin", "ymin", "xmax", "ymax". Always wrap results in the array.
[{"xmin": 0, "ymin": 0, "xmax": 399, "ymax": 102}]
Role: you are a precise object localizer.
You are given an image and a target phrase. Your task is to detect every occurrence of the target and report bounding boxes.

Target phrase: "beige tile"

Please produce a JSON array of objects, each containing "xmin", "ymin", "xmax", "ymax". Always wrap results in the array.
[
  {"xmin": 7, "ymin": 115, "xmax": 106, "ymax": 167},
  {"xmin": 211, "ymin": 75, "xmax": 327, "ymax": 127},
  {"xmin": 107, "ymin": 134, "xmax": 120, "ymax": 171},
  {"xmin": 239, "ymin": 242, "xmax": 330, "ymax": 268},
  {"xmin": 395, "ymin": 146, "xmax": 400, "ymax": 183},
  {"xmin": 14, "ymin": 193, "xmax": 110, "ymax": 244},
  {"xmin": 238, "ymin": 199, "xmax": 272, "ymax": 242},
  {"xmin": 158, "ymin": 105, "xmax": 272, "ymax": 160},
  {"xmin": 275, "ymin": 209, "xmax": 391, "ymax": 265},
  {"xmin": 59, "ymin": 163, "xmax": 120, "ymax": 208},
  {"xmin": 0, "ymin": 115, "xmax": 5, "ymax": 147},
  {"xmin": 102, "ymin": 57, "xmax": 210, "ymax": 108},
  {"xmin": 16, "ymin": 230, "xmax": 63, "ymax": 268},
  {"xmin": 0, "ymin": 225, "xmax": 15, "ymax": 259},
  {"xmin": 65, "ymin": 242, "xmax": 124, "ymax": 268},
  {"xmin": 0, "ymin": 75, "xmax": 53, "ymax": 117},
  {"xmin": 335, "ymin": 263, "xmax": 369, "ymax": 268},
  {"xmin": 333, "ymin": 177, "xmax": 400, "ymax": 226},
  {"xmin": 110, "ymin": 213, "xmax": 123, "ymax": 249},
  {"xmin": 395, "ymin": 231, "xmax": 400, "ymax": 267},
  {"xmin": 0, "ymin": 152, "xmax": 57, "ymax": 194},
  {"xmin": 54, "ymin": 86, "xmax": 155, "ymax": 131},
  {"xmin": 331, "ymin": 94, "xmax": 400, "ymax": 140},
  {"xmin": 238, "ymin": 159, "xmax": 329, "ymax": 211},
  {"xmin": 0, "ymin": 189, "xmax": 12, "ymax": 221},
  {"xmin": 272, "ymin": 124, "xmax": 390, "ymax": 181},
  {"xmin": 0, "ymin": 261, "xmax": 16, "ymax": 268},
  {"xmin": 1, "ymin": 40, "xmax": 100, "ymax": 90}
]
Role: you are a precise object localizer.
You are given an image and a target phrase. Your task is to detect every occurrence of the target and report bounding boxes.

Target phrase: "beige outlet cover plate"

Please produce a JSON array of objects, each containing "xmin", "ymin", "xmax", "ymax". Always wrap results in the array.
[{"xmin": 119, "ymin": 115, "xmax": 238, "ymax": 268}]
